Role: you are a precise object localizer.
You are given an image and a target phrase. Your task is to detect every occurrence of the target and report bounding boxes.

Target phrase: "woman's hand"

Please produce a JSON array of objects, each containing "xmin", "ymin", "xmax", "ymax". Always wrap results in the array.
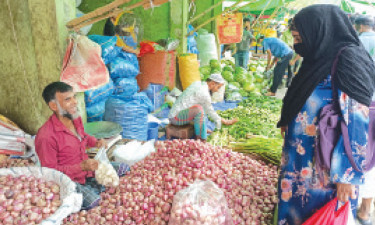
[
  {"xmin": 336, "ymin": 183, "xmax": 356, "ymax": 202},
  {"xmin": 96, "ymin": 139, "xmax": 108, "ymax": 149},
  {"xmin": 280, "ymin": 126, "xmax": 287, "ymax": 139}
]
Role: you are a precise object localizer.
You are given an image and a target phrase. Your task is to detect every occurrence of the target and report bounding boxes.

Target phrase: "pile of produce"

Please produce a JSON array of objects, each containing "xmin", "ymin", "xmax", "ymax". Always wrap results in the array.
[
  {"xmin": 0, "ymin": 157, "xmax": 35, "ymax": 168},
  {"xmin": 231, "ymin": 136, "xmax": 283, "ymax": 165},
  {"xmin": 209, "ymin": 95, "xmax": 283, "ymax": 165},
  {"xmin": 210, "ymin": 95, "xmax": 282, "ymax": 144},
  {"xmin": 0, "ymin": 175, "xmax": 61, "ymax": 224},
  {"xmin": 64, "ymin": 140, "xmax": 278, "ymax": 225}
]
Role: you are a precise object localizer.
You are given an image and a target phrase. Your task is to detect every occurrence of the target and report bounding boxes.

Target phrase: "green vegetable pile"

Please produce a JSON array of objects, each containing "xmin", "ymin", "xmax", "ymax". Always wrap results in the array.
[
  {"xmin": 209, "ymin": 94, "xmax": 283, "ymax": 165},
  {"xmin": 230, "ymin": 136, "xmax": 283, "ymax": 165}
]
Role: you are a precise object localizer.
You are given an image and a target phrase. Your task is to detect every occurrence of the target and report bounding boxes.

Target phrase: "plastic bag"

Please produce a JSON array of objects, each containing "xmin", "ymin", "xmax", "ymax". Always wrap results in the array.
[
  {"xmin": 169, "ymin": 180, "xmax": 233, "ymax": 225},
  {"xmin": 117, "ymin": 50, "xmax": 139, "ymax": 68},
  {"xmin": 196, "ymin": 33, "xmax": 218, "ymax": 66},
  {"xmin": 179, "ymin": 54, "xmax": 201, "ymax": 90},
  {"xmin": 109, "ymin": 57, "xmax": 140, "ymax": 79},
  {"xmin": 60, "ymin": 35, "xmax": 110, "ymax": 92},
  {"xmin": 87, "ymin": 35, "xmax": 119, "ymax": 64},
  {"xmin": 94, "ymin": 147, "xmax": 119, "ymax": 187},
  {"xmin": 113, "ymin": 78, "xmax": 139, "ymax": 97},
  {"xmin": 0, "ymin": 167, "xmax": 82, "ymax": 225},
  {"xmin": 302, "ymin": 198, "xmax": 355, "ymax": 225},
  {"xmin": 86, "ymin": 100, "xmax": 106, "ymax": 122},
  {"xmin": 113, "ymin": 140, "xmax": 155, "ymax": 166},
  {"xmin": 225, "ymin": 91, "xmax": 242, "ymax": 102},
  {"xmin": 84, "ymin": 79, "xmax": 114, "ymax": 106}
]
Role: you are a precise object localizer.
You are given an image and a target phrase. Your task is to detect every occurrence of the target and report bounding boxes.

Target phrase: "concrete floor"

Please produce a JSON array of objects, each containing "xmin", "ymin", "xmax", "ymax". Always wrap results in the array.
[{"xmin": 274, "ymin": 86, "xmax": 375, "ymax": 224}]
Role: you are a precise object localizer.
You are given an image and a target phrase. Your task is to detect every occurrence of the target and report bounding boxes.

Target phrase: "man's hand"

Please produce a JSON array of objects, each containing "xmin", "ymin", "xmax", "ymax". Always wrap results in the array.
[
  {"xmin": 96, "ymin": 139, "xmax": 107, "ymax": 149},
  {"xmin": 80, "ymin": 159, "xmax": 99, "ymax": 171},
  {"xmin": 222, "ymin": 118, "xmax": 239, "ymax": 126},
  {"xmin": 336, "ymin": 183, "xmax": 356, "ymax": 202}
]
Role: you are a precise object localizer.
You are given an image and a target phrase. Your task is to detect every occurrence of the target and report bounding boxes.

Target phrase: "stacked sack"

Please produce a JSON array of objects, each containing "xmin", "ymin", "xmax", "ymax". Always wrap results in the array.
[
  {"xmin": 85, "ymin": 35, "xmax": 140, "ymax": 123},
  {"xmin": 84, "ymin": 80, "xmax": 114, "ymax": 122},
  {"xmin": 104, "ymin": 93, "xmax": 153, "ymax": 141},
  {"xmin": 88, "ymin": 35, "xmax": 154, "ymax": 141}
]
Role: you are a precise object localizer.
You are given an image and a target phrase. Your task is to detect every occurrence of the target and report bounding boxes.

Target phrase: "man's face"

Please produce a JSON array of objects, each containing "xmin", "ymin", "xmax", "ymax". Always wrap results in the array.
[
  {"xmin": 210, "ymin": 82, "xmax": 223, "ymax": 93},
  {"xmin": 52, "ymin": 91, "xmax": 79, "ymax": 120},
  {"xmin": 244, "ymin": 21, "xmax": 251, "ymax": 30}
]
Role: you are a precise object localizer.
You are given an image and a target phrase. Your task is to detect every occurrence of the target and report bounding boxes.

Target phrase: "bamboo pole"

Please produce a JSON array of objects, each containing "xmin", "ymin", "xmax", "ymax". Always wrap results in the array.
[
  {"xmin": 250, "ymin": 0, "xmax": 273, "ymax": 30},
  {"xmin": 259, "ymin": 6, "xmax": 281, "ymax": 35},
  {"xmin": 71, "ymin": 8, "xmax": 123, "ymax": 31},
  {"xmin": 66, "ymin": 0, "xmax": 132, "ymax": 28},
  {"xmin": 187, "ymin": 0, "xmax": 224, "ymax": 24},
  {"xmin": 186, "ymin": 0, "xmax": 260, "ymax": 36}
]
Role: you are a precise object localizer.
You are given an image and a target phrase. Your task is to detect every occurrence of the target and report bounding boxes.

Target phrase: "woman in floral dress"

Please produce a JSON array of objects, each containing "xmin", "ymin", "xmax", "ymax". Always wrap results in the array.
[{"xmin": 276, "ymin": 5, "xmax": 375, "ymax": 225}]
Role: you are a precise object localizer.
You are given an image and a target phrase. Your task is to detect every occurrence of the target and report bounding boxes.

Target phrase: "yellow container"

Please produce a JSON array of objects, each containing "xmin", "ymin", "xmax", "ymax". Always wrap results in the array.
[{"xmin": 178, "ymin": 54, "xmax": 201, "ymax": 90}]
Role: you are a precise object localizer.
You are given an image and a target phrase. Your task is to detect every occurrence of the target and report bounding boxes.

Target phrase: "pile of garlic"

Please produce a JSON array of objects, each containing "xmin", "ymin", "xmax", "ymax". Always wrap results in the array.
[{"xmin": 95, "ymin": 162, "xmax": 119, "ymax": 187}]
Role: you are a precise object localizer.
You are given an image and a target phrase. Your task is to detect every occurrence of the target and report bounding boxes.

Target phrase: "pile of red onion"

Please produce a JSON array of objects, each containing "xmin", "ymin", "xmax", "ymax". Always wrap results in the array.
[
  {"xmin": 0, "ymin": 175, "xmax": 61, "ymax": 225},
  {"xmin": 64, "ymin": 140, "xmax": 278, "ymax": 225},
  {"xmin": 0, "ymin": 158, "xmax": 35, "ymax": 168}
]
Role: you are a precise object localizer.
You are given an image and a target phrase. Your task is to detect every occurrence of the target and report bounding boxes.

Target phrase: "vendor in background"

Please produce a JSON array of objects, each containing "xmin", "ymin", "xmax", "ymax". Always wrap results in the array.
[
  {"xmin": 35, "ymin": 82, "xmax": 129, "ymax": 210},
  {"xmin": 168, "ymin": 74, "xmax": 238, "ymax": 141},
  {"xmin": 234, "ymin": 17, "xmax": 254, "ymax": 69},
  {"xmin": 103, "ymin": 15, "xmax": 140, "ymax": 55},
  {"xmin": 353, "ymin": 15, "xmax": 375, "ymax": 225},
  {"xmin": 281, "ymin": 19, "xmax": 302, "ymax": 87},
  {"xmin": 258, "ymin": 35, "xmax": 293, "ymax": 96},
  {"xmin": 221, "ymin": 43, "xmax": 237, "ymax": 58}
]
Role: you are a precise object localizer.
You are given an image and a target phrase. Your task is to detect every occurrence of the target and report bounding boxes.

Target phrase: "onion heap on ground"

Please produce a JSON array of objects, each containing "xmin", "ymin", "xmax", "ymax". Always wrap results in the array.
[
  {"xmin": 0, "ymin": 158, "xmax": 35, "ymax": 168},
  {"xmin": 0, "ymin": 175, "xmax": 61, "ymax": 225},
  {"xmin": 64, "ymin": 140, "xmax": 278, "ymax": 225}
]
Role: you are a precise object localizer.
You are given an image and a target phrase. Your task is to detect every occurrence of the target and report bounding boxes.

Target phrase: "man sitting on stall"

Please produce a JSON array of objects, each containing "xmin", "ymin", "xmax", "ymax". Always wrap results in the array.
[
  {"xmin": 35, "ymin": 82, "xmax": 129, "ymax": 210},
  {"xmin": 168, "ymin": 74, "xmax": 238, "ymax": 140}
]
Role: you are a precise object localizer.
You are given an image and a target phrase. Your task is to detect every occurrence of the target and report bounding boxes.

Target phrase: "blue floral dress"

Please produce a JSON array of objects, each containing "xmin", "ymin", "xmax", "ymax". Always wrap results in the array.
[{"xmin": 277, "ymin": 76, "xmax": 370, "ymax": 225}]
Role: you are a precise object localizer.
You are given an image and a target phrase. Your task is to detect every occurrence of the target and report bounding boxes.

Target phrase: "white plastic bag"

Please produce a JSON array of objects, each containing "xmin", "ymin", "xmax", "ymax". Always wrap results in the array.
[
  {"xmin": 169, "ymin": 180, "xmax": 233, "ymax": 225},
  {"xmin": 0, "ymin": 167, "xmax": 82, "ymax": 225},
  {"xmin": 113, "ymin": 140, "xmax": 155, "ymax": 166},
  {"xmin": 94, "ymin": 148, "xmax": 119, "ymax": 187}
]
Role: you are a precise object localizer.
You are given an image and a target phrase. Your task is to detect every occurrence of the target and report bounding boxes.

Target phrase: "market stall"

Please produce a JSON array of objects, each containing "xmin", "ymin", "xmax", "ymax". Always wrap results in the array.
[{"xmin": 4, "ymin": 0, "xmax": 375, "ymax": 224}]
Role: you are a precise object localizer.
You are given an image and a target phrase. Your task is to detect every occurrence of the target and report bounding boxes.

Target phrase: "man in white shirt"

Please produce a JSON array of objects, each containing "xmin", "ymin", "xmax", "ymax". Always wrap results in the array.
[{"xmin": 168, "ymin": 74, "xmax": 237, "ymax": 140}]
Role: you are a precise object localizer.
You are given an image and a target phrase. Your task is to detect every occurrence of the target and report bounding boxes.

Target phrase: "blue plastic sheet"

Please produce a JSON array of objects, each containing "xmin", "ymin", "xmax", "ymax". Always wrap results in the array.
[
  {"xmin": 84, "ymin": 79, "xmax": 114, "ymax": 106},
  {"xmin": 113, "ymin": 78, "xmax": 139, "ymax": 97},
  {"xmin": 87, "ymin": 100, "xmax": 106, "ymax": 122},
  {"xmin": 104, "ymin": 93, "xmax": 153, "ymax": 141},
  {"xmin": 109, "ymin": 57, "xmax": 140, "ymax": 79},
  {"xmin": 88, "ymin": 35, "xmax": 118, "ymax": 64},
  {"xmin": 187, "ymin": 25, "xmax": 199, "ymax": 54}
]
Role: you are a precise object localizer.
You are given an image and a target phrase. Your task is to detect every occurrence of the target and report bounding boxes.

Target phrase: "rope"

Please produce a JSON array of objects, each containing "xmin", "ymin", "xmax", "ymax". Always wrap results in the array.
[{"xmin": 5, "ymin": 0, "xmax": 43, "ymax": 125}]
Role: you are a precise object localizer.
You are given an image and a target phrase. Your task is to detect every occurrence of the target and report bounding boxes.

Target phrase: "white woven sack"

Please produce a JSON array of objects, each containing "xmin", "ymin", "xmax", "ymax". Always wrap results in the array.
[{"xmin": 0, "ymin": 167, "xmax": 82, "ymax": 225}]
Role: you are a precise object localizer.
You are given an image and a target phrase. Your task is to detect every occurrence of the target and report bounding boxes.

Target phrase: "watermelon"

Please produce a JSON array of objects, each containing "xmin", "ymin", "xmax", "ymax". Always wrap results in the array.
[
  {"xmin": 210, "ymin": 59, "xmax": 221, "ymax": 71},
  {"xmin": 199, "ymin": 66, "xmax": 211, "ymax": 76},
  {"xmin": 243, "ymin": 82, "xmax": 255, "ymax": 92},
  {"xmin": 223, "ymin": 66, "xmax": 234, "ymax": 72},
  {"xmin": 222, "ymin": 71, "xmax": 234, "ymax": 82}
]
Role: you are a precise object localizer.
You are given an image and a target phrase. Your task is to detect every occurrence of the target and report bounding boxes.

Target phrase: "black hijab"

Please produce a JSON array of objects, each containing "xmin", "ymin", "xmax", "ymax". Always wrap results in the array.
[{"xmin": 277, "ymin": 4, "xmax": 375, "ymax": 128}]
